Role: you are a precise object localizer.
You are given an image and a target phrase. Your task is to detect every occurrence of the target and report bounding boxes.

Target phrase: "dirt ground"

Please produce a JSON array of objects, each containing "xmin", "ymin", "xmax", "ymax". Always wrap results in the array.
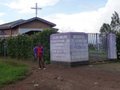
[{"xmin": 2, "ymin": 61, "xmax": 120, "ymax": 90}]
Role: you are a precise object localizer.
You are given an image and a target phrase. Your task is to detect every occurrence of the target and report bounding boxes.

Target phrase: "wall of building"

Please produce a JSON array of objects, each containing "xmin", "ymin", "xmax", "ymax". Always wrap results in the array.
[
  {"xmin": 19, "ymin": 20, "xmax": 52, "ymax": 29},
  {"xmin": 1, "ymin": 27, "xmax": 18, "ymax": 36},
  {"xmin": 11, "ymin": 27, "xmax": 19, "ymax": 35},
  {"xmin": 0, "ymin": 20, "xmax": 54, "ymax": 36}
]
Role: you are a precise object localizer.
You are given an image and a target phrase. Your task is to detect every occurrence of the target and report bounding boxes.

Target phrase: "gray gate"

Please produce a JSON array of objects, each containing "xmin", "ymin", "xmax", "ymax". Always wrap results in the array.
[{"xmin": 88, "ymin": 33, "xmax": 107, "ymax": 62}]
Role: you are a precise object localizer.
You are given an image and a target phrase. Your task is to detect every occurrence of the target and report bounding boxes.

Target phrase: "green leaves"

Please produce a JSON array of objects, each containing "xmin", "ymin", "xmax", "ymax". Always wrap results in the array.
[
  {"xmin": 7, "ymin": 35, "xmax": 33, "ymax": 59},
  {"xmin": 116, "ymin": 33, "xmax": 120, "ymax": 51},
  {"xmin": 0, "ymin": 29, "xmax": 57, "ymax": 63}
]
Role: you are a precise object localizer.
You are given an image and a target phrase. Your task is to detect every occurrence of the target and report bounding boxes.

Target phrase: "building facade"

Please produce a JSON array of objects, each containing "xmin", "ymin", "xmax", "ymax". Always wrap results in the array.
[{"xmin": 0, "ymin": 17, "xmax": 56, "ymax": 37}]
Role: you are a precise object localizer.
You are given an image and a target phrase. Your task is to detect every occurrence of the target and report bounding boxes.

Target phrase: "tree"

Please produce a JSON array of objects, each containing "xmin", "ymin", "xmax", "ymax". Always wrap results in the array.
[
  {"xmin": 110, "ymin": 11, "xmax": 120, "ymax": 33},
  {"xmin": 100, "ymin": 23, "xmax": 111, "ymax": 34},
  {"xmin": 110, "ymin": 11, "xmax": 120, "ymax": 28},
  {"xmin": 100, "ymin": 11, "xmax": 120, "ymax": 34}
]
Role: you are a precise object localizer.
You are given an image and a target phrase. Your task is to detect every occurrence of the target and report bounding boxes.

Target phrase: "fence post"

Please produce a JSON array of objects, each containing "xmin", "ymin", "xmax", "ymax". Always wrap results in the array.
[{"xmin": 107, "ymin": 33, "xmax": 117, "ymax": 60}]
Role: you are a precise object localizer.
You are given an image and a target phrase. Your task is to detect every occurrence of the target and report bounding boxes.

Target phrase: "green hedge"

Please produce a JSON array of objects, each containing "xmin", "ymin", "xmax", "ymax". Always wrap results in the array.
[
  {"xmin": 116, "ymin": 33, "xmax": 120, "ymax": 58},
  {"xmin": 0, "ymin": 39, "xmax": 4, "ymax": 56},
  {"xmin": 7, "ymin": 35, "xmax": 33, "ymax": 58},
  {"xmin": 0, "ymin": 29, "xmax": 57, "ymax": 63}
]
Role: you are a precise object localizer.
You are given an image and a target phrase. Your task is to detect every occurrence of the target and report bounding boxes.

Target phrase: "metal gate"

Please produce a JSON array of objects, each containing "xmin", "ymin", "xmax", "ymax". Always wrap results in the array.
[{"xmin": 88, "ymin": 33, "xmax": 107, "ymax": 62}]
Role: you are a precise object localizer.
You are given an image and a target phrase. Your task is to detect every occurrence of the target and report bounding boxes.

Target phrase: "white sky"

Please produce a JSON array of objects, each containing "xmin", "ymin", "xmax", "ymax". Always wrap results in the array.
[
  {"xmin": 45, "ymin": 0, "xmax": 120, "ymax": 33},
  {"xmin": 0, "ymin": 0, "xmax": 120, "ymax": 33}
]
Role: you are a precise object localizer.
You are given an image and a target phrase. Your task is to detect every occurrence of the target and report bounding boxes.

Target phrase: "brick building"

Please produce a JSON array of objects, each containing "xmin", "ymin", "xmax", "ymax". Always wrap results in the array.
[{"xmin": 0, "ymin": 17, "xmax": 56, "ymax": 37}]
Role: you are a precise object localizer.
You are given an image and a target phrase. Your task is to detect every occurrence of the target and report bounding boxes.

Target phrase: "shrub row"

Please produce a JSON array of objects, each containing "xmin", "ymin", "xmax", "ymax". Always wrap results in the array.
[
  {"xmin": 0, "ymin": 29, "xmax": 57, "ymax": 63},
  {"xmin": 116, "ymin": 33, "xmax": 120, "ymax": 55}
]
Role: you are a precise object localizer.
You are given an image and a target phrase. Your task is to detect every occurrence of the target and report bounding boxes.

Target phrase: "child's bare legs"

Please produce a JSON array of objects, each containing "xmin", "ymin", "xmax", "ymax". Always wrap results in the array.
[
  {"xmin": 41, "ymin": 57, "xmax": 46, "ymax": 69},
  {"xmin": 38, "ymin": 57, "xmax": 42, "ymax": 69},
  {"xmin": 38, "ymin": 57, "xmax": 46, "ymax": 70}
]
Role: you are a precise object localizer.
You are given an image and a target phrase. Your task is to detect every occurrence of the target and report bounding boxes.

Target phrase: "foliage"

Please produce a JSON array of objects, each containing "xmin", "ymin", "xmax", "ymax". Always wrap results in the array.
[
  {"xmin": 110, "ymin": 11, "xmax": 120, "ymax": 33},
  {"xmin": 88, "ymin": 44, "xmax": 96, "ymax": 51},
  {"xmin": 116, "ymin": 33, "xmax": 120, "ymax": 59},
  {"xmin": 100, "ymin": 23, "xmax": 111, "ymax": 34},
  {"xmin": 7, "ymin": 35, "xmax": 33, "ymax": 58},
  {"xmin": 0, "ymin": 60, "xmax": 28, "ymax": 87},
  {"xmin": 0, "ymin": 29, "xmax": 57, "ymax": 63},
  {"xmin": 116, "ymin": 33, "xmax": 120, "ymax": 52},
  {"xmin": 0, "ymin": 39, "xmax": 4, "ymax": 56},
  {"xmin": 100, "ymin": 11, "xmax": 120, "ymax": 34},
  {"xmin": 110, "ymin": 11, "xmax": 120, "ymax": 28}
]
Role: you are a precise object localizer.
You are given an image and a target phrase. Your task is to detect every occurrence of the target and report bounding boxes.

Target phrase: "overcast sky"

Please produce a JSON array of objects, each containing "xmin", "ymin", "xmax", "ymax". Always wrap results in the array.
[{"xmin": 0, "ymin": 0, "xmax": 119, "ymax": 33}]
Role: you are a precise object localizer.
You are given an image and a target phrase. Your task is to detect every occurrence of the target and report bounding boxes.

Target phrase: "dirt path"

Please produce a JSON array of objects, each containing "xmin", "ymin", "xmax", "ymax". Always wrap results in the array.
[{"xmin": 2, "ymin": 62, "xmax": 120, "ymax": 90}]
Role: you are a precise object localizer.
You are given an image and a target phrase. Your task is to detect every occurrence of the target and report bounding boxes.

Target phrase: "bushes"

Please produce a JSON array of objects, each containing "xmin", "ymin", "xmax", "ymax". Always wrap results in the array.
[
  {"xmin": 0, "ymin": 29, "xmax": 57, "ymax": 63},
  {"xmin": 116, "ymin": 33, "xmax": 120, "ymax": 57},
  {"xmin": 0, "ymin": 39, "xmax": 4, "ymax": 56},
  {"xmin": 7, "ymin": 35, "xmax": 33, "ymax": 58}
]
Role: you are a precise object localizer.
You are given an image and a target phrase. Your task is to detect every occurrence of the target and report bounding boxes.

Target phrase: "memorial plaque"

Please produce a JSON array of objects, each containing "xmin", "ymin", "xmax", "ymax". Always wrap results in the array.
[{"xmin": 50, "ymin": 32, "xmax": 89, "ymax": 67}]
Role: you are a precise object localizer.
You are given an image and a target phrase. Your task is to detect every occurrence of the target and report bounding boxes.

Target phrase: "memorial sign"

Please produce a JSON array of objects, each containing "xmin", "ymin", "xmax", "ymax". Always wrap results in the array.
[{"xmin": 50, "ymin": 32, "xmax": 89, "ymax": 67}]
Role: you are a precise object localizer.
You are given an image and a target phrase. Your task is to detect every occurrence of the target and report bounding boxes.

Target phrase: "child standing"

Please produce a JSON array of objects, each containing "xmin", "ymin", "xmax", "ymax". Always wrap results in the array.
[{"xmin": 37, "ymin": 44, "xmax": 46, "ymax": 70}]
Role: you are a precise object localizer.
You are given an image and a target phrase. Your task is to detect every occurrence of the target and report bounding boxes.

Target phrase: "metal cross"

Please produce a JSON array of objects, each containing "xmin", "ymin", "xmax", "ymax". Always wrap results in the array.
[{"xmin": 31, "ymin": 3, "xmax": 42, "ymax": 17}]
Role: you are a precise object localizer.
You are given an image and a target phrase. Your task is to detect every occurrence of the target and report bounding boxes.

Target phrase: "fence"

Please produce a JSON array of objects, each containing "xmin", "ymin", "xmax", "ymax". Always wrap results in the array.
[{"xmin": 88, "ymin": 33, "xmax": 107, "ymax": 62}]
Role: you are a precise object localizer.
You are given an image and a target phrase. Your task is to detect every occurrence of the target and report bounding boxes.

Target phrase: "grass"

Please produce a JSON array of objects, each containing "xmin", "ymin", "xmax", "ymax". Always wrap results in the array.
[{"xmin": 0, "ymin": 58, "xmax": 29, "ymax": 87}]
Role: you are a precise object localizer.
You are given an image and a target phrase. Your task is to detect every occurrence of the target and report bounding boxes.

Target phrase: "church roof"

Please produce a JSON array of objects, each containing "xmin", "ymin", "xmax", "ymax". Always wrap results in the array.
[{"xmin": 0, "ymin": 17, "xmax": 56, "ymax": 30}]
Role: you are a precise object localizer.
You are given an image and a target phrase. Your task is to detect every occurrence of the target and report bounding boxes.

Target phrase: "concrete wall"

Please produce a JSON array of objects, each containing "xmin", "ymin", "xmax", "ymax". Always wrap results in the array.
[
  {"xmin": 50, "ymin": 32, "xmax": 89, "ymax": 67},
  {"xmin": 107, "ymin": 33, "xmax": 117, "ymax": 59},
  {"xmin": 70, "ymin": 33, "xmax": 88, "ymax": 62}
]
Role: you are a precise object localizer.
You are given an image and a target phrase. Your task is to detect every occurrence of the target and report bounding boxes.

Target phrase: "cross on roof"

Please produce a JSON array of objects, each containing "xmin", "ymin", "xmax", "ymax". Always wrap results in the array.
[{"xmin": 31, "ymin": 3, "xmax": 42, "ymax": 17}]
